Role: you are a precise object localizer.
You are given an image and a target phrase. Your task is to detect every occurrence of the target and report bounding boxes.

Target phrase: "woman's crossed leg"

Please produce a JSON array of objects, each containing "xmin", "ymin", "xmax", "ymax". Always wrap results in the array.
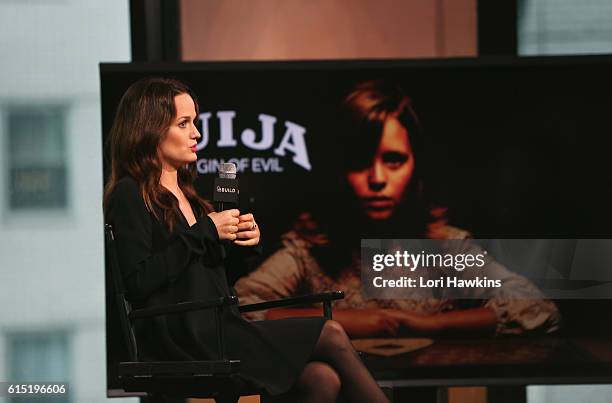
[{"xmin": 279, "ymin": 320, "xmax": 389, "ymax": 403}]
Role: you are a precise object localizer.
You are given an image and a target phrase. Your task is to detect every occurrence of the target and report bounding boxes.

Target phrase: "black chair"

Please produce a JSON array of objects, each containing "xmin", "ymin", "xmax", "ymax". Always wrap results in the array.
[{"xmin": 104, "ymin": 224, "xmax": 344, "ymax": 403}]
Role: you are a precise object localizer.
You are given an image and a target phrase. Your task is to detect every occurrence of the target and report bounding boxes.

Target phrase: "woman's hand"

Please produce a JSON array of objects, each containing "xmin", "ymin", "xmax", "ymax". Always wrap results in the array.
[
  {"xmin": 349, "ymin": 309, "xmax": 439, "ymax": 337},
  {"xmin": 386, "ymin": 309, "xmax": 441, "ymax": 333},
  {"xmin": 234, "ymin": 213, "xmax": 260, "ymax": 246},
  {"xmin": 207, "ymin": 209, "xmax": 240, "ymax": 241},
  {"xmin": 264, "ymin": 307, "xmax": 402, "ymax": 337},
  {"xmin": 355, "ymin": 310, "xmax": 403, "ymax": 337},
  {"xmin": 385, "ymin": 308, "xmax": 497, "ymax": 334}
]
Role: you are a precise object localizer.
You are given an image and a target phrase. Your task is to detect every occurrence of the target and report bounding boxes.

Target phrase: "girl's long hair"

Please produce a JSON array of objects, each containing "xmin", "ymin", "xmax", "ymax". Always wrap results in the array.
[
  {"xmin": 297, "ymin": 80, "xmax": 445, "ymax": 271},
  {"xmin": 339, "ymin": 79, "xmax": 432, "ymax": 234},
  {"xmin": 103, "ymin": 77, "xmax": 213, "ymax": 231}
]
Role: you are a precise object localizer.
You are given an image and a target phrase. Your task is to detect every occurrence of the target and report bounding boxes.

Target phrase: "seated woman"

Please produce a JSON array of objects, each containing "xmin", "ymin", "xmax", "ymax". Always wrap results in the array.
[
  {"xmin": 235, "ymin": 80, "xmax": 561, "ymax": 338},
  {"xmin": 104, "ymin": 77, "xmax": 389, "ymax": 403}
]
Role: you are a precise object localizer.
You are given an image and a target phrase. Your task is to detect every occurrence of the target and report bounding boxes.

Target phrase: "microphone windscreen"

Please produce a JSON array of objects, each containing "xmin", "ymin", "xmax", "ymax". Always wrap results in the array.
[{"xmin": 219, "ymin": 162, "xmax": 237, "ymax": 179}]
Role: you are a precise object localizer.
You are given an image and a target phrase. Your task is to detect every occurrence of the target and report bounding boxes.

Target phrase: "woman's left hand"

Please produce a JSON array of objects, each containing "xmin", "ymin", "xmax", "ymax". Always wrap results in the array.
[
  {"xmin": 386, "ymin": 309, "xmax": 441, "ymax": 333},
  {"xmin": 386, "ymin": 307, "xmax": 497, "ymax": 335},
  {"xmin": 234, "ymin": 213, "xmax": 260, "ymax": 246}
]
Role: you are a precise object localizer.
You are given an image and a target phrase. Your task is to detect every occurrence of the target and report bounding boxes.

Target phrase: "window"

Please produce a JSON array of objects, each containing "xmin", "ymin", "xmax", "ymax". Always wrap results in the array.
[
  {"xmin": 4, "ymin": 106, "xmax": 68, "ymax": 211},
  {"xmin": 519, "ymin": 0, "xmax": 612, "ymax": 55},
  {"xmin": 6, "ymin": 331, "xmax": 70, "ymax": 403},
  {"xmin": 518, "ymin": 2, "xmax": 612, "ymax": 401}
]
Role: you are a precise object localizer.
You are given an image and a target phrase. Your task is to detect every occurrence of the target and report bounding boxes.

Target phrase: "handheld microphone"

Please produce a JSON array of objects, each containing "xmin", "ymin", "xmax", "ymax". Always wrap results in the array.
[{"xmin": 213, "ymin": 163, "xmax": 239, "ymax": 211}]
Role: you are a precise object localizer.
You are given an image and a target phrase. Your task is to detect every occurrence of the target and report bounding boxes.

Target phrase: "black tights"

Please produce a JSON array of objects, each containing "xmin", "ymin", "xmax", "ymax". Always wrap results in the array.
[{"xmin": 274, "ymin": 320, "xmax": 389, "ymax": 403}]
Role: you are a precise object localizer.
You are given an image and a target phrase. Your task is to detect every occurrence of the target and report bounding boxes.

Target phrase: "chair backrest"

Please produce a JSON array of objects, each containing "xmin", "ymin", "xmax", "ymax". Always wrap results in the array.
[{"xmin": 104, "ymin": 224, "xmax": 138, "ymax": 362}]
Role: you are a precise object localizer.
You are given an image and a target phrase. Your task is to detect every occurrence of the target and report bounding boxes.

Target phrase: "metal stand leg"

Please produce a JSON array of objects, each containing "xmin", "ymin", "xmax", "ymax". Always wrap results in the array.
[
  {"xmin": 488, "ymin": 386, "xmax": 527, "ymax": 403},
  {"xmin": 383, "ymin": 386, "xmax": 440, "ymax": 403},
  {"xmin": 140, "ymin": 396, "xmax": 186, "ymax": 403}
]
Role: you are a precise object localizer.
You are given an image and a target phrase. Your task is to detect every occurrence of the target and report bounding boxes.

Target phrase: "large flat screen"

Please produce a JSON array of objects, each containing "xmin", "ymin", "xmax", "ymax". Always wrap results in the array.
[{"xmin": 101, "ymin": 56, "xmax": 612, "ymax": 392}]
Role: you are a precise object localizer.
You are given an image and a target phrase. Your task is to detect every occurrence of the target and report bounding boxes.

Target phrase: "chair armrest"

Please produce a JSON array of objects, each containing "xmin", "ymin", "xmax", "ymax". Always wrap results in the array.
[
  {"xmin": 130, "ymin": 296, "xmax": 238, "ymax": 320},
  {"xmin": 238, "ymin": 291, "xmax": 344, "ymax": 313}
]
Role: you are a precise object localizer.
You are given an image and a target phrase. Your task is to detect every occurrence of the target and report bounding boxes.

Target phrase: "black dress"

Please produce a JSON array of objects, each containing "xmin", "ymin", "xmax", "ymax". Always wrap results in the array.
[{"xmin": 106, "ymin": 176, "xmax": 326, "ymax": 395}]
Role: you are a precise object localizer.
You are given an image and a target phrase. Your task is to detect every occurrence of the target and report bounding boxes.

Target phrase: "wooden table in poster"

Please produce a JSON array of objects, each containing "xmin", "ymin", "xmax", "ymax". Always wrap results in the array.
[{"xmin": 353, "ymin": 337, "xmax": 612, "ymax": 387}]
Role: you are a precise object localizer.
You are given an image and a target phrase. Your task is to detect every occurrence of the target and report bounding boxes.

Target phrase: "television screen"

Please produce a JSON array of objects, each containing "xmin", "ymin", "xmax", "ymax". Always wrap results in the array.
[{"xmin": 101, "ymin": 56, "xmax": 612, "ymax": 392}]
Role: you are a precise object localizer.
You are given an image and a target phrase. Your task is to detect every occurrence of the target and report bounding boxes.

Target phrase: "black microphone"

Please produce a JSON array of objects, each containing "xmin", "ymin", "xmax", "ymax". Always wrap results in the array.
[{"xmin": 213, "ymin": 162, "xmax": 239, "ymax": 211}]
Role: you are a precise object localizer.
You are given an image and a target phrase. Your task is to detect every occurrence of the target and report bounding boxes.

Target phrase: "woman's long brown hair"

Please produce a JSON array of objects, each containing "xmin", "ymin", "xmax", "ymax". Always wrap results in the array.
[{"xmin": 103, "ymin": 77, "xmax": 213, "ymax": 231}]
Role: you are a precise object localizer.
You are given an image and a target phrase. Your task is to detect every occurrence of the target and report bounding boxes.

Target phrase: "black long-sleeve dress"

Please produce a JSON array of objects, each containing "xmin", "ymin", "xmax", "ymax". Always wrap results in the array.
[{"xmin": 105, "ymin": 176, "xmax": 326, "ymax": 395}]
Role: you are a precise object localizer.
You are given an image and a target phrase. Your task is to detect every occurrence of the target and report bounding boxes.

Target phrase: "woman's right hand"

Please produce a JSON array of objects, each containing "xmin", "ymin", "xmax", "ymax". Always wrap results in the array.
[
  {"xmin": 385, "ymin": 309, "xmax": 442, "ymax": 333},
  {"xmin": 207, "ymin": 209, "xmax": 240, "ymax": 241},
  {"xmin": 340, "ymin": 309, "xmax": 403, "ymax": 338},
  {"xmin": 360, "ymin": 310, "xmax": 403, "ymax": 337}
]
